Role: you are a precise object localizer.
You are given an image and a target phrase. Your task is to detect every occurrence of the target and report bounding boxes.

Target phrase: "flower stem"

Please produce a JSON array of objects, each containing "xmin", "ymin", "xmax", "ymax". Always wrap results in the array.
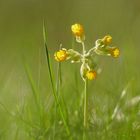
[
  {"xmin": 81, "ymin": 42, "xmax": 86, "ymax": 55},
  {"xmin": 81, "ymin": 41, "xmax": 88, "ymax": 139},
  {"xmin": 83, "ymin": 79, "xmax": 88, "ymax": 140},
  {"xmin": 84, "ymin": 79, "xmax": 87, "ymax": 128},
  {"xmin": 81, "ymin": 41, "xmax": 88, "ymax": 128}
]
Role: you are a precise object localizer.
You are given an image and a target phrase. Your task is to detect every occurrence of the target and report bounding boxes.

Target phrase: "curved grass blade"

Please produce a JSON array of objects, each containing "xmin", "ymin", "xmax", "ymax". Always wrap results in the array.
[{"xmin": 43, "ymin": 22, "xmax": 71, "ymax": 137}]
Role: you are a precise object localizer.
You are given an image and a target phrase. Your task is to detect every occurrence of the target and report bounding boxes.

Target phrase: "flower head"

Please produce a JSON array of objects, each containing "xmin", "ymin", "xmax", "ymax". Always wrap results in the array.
[
  {"xmin": 110, "ymin": 47, "xmax": 120, "ymax": 58},
  {"xmin": 54, "ymin": 24, "xmax": 120, "ymax": 81},
  {"xmin": 102, "ymin": 35, "xmax": 112, "ymax": 45},
  {"xmin": 86, "ymin": 70, "xmax": 96, "ymax": 80},
  {"xmin": 71, "ymin": 23, "xmax": 84, "ymax": 37},
  {"xmin": 54, "ymin": 49, "xmax": 68, "ymax": 62}
]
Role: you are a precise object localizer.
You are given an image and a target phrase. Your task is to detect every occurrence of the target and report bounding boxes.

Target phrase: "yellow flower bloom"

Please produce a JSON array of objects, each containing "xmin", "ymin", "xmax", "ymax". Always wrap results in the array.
[
  {"xmin": 54, "ymin": 49, "xmax": 68, "ymax": 62},
  {"xmin": 102, "ymin": 35, "xmax": 112, "ymax": 45},
  {"xmin": 71, "ymin": 23, "xmax": 84, "ymax": 37},
  {"xmin": 110, "ymin": 47, "xmax": 120, "ymax": 58},
  {"xmin": 86, "ymin": 70, "xmax": 96, "ymax": 80}
]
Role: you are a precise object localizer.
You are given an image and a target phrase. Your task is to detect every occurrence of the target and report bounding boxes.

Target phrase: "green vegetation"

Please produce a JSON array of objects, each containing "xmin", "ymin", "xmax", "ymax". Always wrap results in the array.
[{"xmin": 0, "ymin": 0, "xmax": 140, "ymax": 139}]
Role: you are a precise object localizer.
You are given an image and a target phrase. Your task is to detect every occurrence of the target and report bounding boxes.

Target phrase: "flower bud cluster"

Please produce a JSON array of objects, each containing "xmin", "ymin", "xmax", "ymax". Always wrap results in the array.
[{"xmin": 54, "ymin": 23, "xmax": 120, "ymax": 81}]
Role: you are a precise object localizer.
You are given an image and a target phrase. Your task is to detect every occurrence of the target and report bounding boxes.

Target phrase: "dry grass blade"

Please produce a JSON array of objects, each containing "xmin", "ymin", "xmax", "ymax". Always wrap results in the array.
[{"xmin": 111, "ymin": 80, "xmax": 132, "ymax": 120}]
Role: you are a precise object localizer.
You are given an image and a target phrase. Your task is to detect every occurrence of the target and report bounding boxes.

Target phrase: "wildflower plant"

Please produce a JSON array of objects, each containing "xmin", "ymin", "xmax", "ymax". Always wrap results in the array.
[
  {"xmin": 55, "ymin": 23, "xmax": 119, "ymax": 81},
  {"xmin": 54, "ymin": 23, "xmax": 120, "ymax": 137}
]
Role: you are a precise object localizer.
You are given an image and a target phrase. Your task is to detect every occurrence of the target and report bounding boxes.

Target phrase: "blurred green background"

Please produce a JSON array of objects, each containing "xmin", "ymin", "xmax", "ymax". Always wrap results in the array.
[{"xmin": 0, "ymin": 0, "xmax": 140, "ymax": 139}]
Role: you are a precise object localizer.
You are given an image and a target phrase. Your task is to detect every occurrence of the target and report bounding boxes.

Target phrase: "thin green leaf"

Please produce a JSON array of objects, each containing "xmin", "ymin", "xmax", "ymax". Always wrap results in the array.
[{"xmin": 43, "ymin": 22, "xmax": 71, "ymax": 137}]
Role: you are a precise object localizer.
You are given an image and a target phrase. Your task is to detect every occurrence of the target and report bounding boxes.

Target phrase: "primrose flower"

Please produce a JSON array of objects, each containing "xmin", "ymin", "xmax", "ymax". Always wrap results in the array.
[
  {"xmin": 102, "ymin": 35, "xmax": 112, "ymax": 45},
  {"xmin": 53, "ymin": 23, "xmax": 120, "ymax": 133},
  {"xmin": 54, "ymin": 24, "xmax": 120, "ymax": 81},
  {"xmin": 54, "ymin": 49, "xmax": 68, "ymax": 62},
  {"xmin": 71, "ymin": 23, "xmax": 84, "ymax": 37},
  {"xmin": 110, "ymin": 47, "xmax": 120, "ymax": 58},
  {"xmin": 86, "ymin": 70, "xmax": 96, "ymax": 80}
]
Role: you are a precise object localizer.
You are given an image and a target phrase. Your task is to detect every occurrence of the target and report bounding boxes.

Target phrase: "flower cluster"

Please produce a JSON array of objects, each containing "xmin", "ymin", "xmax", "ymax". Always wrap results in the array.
[{"xmin": 54, "ymin": 23, "xmax": 120, "ymax": 81}]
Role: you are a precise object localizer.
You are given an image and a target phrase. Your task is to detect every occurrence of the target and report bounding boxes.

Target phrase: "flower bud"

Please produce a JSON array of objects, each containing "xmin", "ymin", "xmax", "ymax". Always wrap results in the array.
[
  {"xmin": 71, "ymin": 23, "xmax": 84, "ymax": 37},
  {"xmin": 102, "ymin": 35, "xmax": 112, "ymax": 45},
  {"xmin": 54, "ymin": 49, "xmax": 68, "ymax": 62},
  {"xmin": 86, "ymin": 70, "xmax": 96, "ymax": 80},
  {"xmin": 110, "ymin": 47, "xmax": 120, "ymax": 58}
]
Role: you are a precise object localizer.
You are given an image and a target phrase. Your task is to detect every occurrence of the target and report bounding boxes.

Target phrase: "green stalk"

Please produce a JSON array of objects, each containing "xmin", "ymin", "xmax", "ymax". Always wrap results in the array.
[
  {"xmin": 53, "ymin": 61, "xmax": 61, "ymax": 140},
  {"xmin": 81, "ymin": 41, "xmax": 88, "ymax": 128},
  {"xmin": 83, "ymin": 79, "xmax": 87, "ymax": 128},
  {"xmin": 83, "ymin": 79, "xmax": 88, "ymax": 140},
  {"xmin": 81, "ymin": 41, "xmax": 88, "ymax": 139}
]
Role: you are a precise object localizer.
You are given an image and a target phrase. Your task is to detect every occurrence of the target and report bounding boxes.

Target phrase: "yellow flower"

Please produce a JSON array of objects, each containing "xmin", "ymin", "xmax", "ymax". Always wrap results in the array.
[
  {"xmin": 86, "ymin": 70, "xmax": 96, "ymax": 80},
  {"xmin": 71, "ymin": 23, "xmax": 84, "ymax": 37},
  {"xmin": 102, "ymin": 35, "xmax": 112, "ymax": 45},
  {"xmin": 110, "ymin": 47, "xmax": 120, "ymax": 58},
  {"xmin": 54, "ymin": 49, "xmax": 68, "ymax": 62}
]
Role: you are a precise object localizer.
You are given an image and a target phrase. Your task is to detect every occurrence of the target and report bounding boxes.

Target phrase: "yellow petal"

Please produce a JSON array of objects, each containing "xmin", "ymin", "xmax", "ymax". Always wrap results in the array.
[
  {"xmin": 86, "ymin": 70, "xmax": 96, "ymax": 80},
  {"xmin": 110, "ymin": 47, "xmax": 120, "ymax": 58},
  {"xmin": 54, "ymin": 50, "xmax": 68, "ymax": 62},
  {"xmin": 102, "ymin": 35, "xmax": 112, "ymax": 45},
  {"xmin": 71, "ymin": 23, "xmax": 84, "ymax": 37}
]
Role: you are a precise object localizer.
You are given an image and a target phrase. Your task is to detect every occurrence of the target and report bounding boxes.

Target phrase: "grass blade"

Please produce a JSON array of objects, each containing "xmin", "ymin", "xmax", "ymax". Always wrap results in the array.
[
  {"xmin": 24, "ymin": 63, "xmax": 40, "ymax": 110},
  {"xmin": 23, "ymin": 62, "xmax": 44, "ymax": 128},
  {"xmin": 43, "ymin": 22, "xmax": 71, "ymax": 137},
  {"xmin": 111, "ymin": 80, "xmax": 132, "ymax": 120}
]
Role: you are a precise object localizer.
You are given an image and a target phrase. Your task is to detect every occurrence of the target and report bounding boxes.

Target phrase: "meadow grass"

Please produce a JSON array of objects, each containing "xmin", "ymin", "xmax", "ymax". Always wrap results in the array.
[{"xmin": 0, "ymin": 24, "xmax": 140, "ymax": 140}]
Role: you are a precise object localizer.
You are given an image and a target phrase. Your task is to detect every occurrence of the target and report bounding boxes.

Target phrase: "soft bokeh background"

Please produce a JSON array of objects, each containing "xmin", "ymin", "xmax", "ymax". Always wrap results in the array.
[{"xmin": 0, "ymin": 0, "xmax": 140, "ymax": 139}]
